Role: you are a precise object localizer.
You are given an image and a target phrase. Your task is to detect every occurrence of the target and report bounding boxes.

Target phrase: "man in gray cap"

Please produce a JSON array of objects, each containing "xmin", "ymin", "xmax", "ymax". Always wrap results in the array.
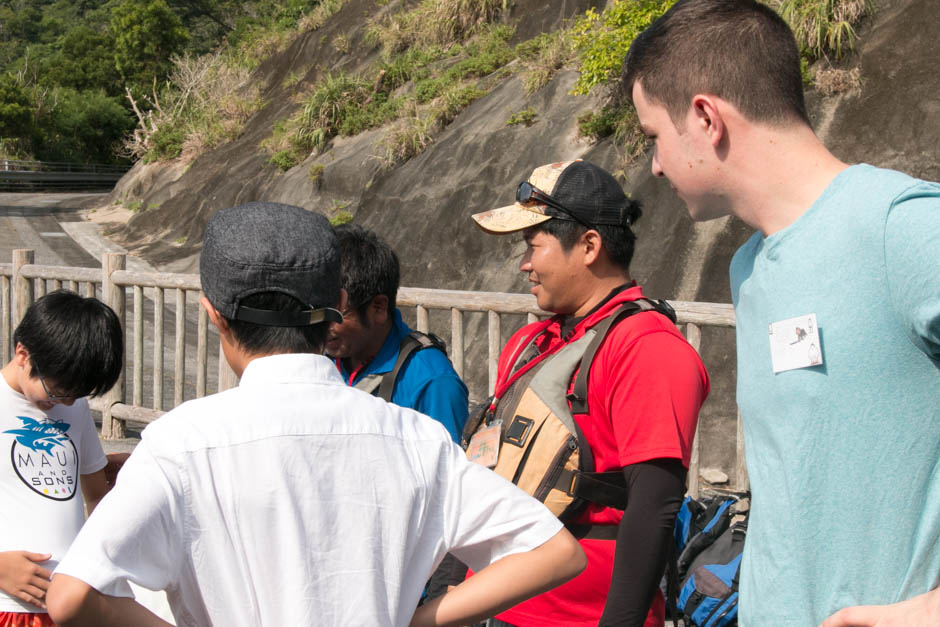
[{"xmin": 46, "ymin": 202, "xmax": 585, "ymax": 626}]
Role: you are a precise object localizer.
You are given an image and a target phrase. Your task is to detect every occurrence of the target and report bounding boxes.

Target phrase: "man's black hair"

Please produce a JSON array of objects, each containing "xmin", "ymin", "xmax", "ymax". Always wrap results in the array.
[
  {"xmin": 532, "ymin": 199, "xmax": 643, "ymax": 271},
  {"xmin": 225, "ymin": 292, "xmax": 329, "ymax": 354},
  {"xmin": 334, "ymin": 224, "xmax": 400, "ymax": 320},
  {"xmin": 13, "ymin": 290, "xmax": 123, "ymax": 399}
]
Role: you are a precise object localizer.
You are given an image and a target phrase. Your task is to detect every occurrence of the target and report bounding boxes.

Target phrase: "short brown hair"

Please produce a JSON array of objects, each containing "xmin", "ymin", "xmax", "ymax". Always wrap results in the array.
[{"xmin": 622, "ymin": 0, "xmax": 808, "ymax": 127}]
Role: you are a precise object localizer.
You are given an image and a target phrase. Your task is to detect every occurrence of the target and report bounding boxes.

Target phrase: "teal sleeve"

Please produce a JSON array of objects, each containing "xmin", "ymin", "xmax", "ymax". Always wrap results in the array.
[{"xmin": 884, "ymin": 186, "xmax": 940, "ymax": 362}]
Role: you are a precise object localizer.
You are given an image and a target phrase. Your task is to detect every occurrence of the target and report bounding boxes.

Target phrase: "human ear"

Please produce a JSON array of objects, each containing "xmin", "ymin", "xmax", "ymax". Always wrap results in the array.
[
  {"xmin": 581, "ymin": 229, "xmax": 603, "ymax": 266},
  {"xmin": 200, "ymin": 297, "xmax": 229, "ymax": 334},
  {"xmin": 691, "ymin": 94, "xmax": 724, "ymax": 147},
  {"xmin": 370, "ymin": 294, "xmax": 390, "ymax": 324}
]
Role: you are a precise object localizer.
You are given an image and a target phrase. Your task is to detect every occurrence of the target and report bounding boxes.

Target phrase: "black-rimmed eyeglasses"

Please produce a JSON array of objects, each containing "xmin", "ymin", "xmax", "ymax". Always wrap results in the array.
[
  {"xmin": 516, "ymin": 181, "xmax": 591, "ymax": 228},
  {"xmin": 32, "ymin": 361, "xmax": 72, "ymax": 402}
]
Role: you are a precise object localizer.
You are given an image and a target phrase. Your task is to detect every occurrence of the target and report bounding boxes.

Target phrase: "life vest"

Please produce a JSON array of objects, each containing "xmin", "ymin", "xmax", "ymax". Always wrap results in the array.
[
  {"xmin": 352, "ymin": 331, "xmax": 447, "ymax": 401},
  {"xmin": 462, "ymin": 298, "xmax": 677, "ymax": 532}
]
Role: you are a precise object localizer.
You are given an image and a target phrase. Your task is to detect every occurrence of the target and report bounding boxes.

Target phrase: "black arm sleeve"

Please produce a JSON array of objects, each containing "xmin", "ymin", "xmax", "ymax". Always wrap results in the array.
[{"xmin": 597, "ymin": 457, "xmax": 687, "ymax": 627}]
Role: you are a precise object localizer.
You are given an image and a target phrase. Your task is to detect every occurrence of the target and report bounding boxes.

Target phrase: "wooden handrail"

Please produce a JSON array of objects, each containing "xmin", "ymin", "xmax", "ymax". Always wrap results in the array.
[{"xmin": 1, "ymin": 249, "xmax": 744, "ymax": 495}]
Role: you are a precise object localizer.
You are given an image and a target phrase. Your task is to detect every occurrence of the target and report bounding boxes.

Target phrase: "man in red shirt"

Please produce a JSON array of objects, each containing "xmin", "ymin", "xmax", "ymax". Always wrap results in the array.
[{"xmin": 469, "ymin": 160, "xmax": 709, "ymax": 626}]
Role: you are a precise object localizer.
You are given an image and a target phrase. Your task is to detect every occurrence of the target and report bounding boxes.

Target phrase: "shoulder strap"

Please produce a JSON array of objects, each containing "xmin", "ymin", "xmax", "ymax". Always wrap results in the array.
[
  {"xmin": 376, "ymin": 331, "xmax": 446, "ymax": 401},
  {"xmin": 567, "ymin": 298, "xmax": 676, "ymax": 414},
  {"xmin": 353, "ymin": 373, "xmax": 384, "ymax": 395}
]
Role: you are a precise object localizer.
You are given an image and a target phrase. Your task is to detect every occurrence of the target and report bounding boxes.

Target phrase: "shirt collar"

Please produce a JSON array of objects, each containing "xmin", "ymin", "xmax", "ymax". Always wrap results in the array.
[{"xmin": 240, "ymin": 353, "xmax": 345, "ymax": 387}]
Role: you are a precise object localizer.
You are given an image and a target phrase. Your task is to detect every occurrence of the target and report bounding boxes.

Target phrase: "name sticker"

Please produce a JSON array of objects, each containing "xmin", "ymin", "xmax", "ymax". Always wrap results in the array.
[
  {"xmin": 768, "ymin": 313, "xmax": 823, "ymax": 373},
  {"xmin": 467, "ymin": 420, "xmax": 501, "ymax": 468}
]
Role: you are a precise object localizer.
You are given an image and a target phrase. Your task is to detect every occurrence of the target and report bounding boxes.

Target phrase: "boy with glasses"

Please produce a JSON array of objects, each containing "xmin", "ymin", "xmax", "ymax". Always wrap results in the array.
[{"xmin": 0, "ymin": 290, "xmax": 123, "ymax": 625}]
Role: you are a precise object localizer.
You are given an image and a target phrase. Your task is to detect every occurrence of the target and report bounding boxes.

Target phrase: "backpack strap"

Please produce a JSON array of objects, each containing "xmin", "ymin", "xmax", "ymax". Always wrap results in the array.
[
  {"xmin": 556, "ymin": 468, "xmax": 627, "ymax": 510},
  {"xmin": 353, "ymin": 373, "xmax": 384, "ymax": 395},
  {"xmin": 376, "ymin": 331, "xmax": 447, "ymax": 401},
  {"xmin": 567, "ymin": 298, "xmax": 677, "ymax": 415},
  {"xmin": 666, "ymin": 539, "xmax": 680, "ymax": 627}
]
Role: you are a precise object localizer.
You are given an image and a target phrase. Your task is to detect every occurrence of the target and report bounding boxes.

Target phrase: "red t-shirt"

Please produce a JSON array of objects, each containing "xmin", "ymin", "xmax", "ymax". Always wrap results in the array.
[{"xmin": 491, "ymin": 286, "xmax": 709, "ymax": 627}]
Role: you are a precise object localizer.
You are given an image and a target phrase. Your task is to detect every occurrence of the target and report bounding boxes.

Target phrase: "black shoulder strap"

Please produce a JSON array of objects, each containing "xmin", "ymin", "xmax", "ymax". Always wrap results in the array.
[
  {"xmin": 567, "ymin": 298, "xmax": 677, "ymax": 414},
  {"xmin": 376, "ymin": 331, "xmax": 446, "ymax": 401}
]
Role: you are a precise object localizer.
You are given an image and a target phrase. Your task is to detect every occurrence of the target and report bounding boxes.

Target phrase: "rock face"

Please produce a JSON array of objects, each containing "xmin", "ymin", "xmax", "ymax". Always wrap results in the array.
[{"xmin": 104, "ymin": 0, "xmax": 940, "ymax": 477}]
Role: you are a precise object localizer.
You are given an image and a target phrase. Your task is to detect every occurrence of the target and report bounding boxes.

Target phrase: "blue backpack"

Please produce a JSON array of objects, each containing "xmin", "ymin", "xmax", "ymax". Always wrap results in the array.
[{"xmin": 666, "ymin": 495, "xmax": 747, "ymax": 627}]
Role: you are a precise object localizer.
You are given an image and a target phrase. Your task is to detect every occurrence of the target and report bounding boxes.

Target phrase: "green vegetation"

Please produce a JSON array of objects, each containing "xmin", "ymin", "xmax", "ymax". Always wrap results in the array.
[
  {"xmin": 329, "ymin": 210, "xmax": 353, "ymax": 226},
  {"xmin": 0, "ymin": 0, "xmax": 874, "ymax": 169},
  {"xmin": 577, "ymin": 104, "xmax": 648, "ymax": 161},
  {"xmin": 270, "ymin": 149, "xmax": 300, "ymax": 171},
  {"xmin": 515, "ymin": 30, "xmax": 577, "ymax": 95},
  {"xmin": 0, "ymin": 0, "xmax": 330, "ymax": 164},
  {"xmin": 777, "ymin": 0, "xmax": 873, "ymax": 88},
  {"xmin": 366, "ymin": 0, "xmax": 503, "ymax": 53},
  {"xmin": 570, "ymin": 0, "xmax": 677, "ymax": 96},
  {"xmin": 267, "ymin": 2, "xmax": 513, "ymax": 169},
  {"xmin": 778, "ymin": 0, "xmax": 873, "ymax": 60},
  {"xmin": 506, "ymin": 107, "xmax": 538, "ymax": 127},
  {"xmin": 283, "ymin": 71, "xmax": 304, "ymax": 90},
  {"xmin": 308, "ymin": 163, "xmax": 325, "ymax": 185}
]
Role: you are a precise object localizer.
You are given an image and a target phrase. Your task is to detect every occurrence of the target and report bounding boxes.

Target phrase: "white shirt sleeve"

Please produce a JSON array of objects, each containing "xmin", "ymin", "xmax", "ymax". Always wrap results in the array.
[
  {"xmin": 55, "ymin": 441, "xmax": 184, "ymax": 597},
  {"xmin": 440, "ymin": 441, "xmax": 563, "ymax": 573},
  {"xmin": 75, "ymin": 399, "xmax": 107, "ymax": 476}
]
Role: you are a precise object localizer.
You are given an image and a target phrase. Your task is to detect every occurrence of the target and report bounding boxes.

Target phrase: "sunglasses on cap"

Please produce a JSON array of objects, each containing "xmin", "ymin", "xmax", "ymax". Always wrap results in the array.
[{"xmin": 516, "ymin": 181, "xmax": 592, "ymax": 228}]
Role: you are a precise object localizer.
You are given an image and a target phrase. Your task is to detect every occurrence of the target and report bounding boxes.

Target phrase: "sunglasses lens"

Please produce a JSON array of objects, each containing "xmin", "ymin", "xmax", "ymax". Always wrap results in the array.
[{"xmin": 516, "ymin": 181, "xmax": 535, "ymax": 204}]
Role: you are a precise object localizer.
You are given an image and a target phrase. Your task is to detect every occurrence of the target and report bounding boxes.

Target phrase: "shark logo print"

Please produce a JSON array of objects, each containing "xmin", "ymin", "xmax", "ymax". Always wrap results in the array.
[{"xmin": 4, "ymin": 416, "xmax": 78, "ymax": 501}]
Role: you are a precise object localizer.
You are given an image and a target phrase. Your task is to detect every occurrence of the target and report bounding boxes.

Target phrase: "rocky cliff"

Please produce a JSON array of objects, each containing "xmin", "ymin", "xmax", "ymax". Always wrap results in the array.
[{"xmin": 102, "ymin": 0, "xmax": 940, "ymax": 476}]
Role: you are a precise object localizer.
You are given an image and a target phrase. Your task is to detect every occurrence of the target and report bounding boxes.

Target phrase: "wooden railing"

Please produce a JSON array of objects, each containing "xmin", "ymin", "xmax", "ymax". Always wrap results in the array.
[
  {"xmin": 0, "ymin": 160, "xmax": 131, "ymax": 191},
  {"xmin": 1, "ymin": 249, "xmax": 742, "ymax": 497}
]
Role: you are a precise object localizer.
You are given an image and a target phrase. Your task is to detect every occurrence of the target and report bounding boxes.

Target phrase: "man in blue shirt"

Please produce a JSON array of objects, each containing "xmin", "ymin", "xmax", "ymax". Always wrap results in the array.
[{"xmin": 326, "ymin": 225, "xmax": 469, "ymax": 442}]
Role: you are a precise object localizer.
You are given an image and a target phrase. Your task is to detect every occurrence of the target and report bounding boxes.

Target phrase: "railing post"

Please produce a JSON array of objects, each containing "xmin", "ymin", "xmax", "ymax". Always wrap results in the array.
[
  {"xmin": 101, "ymin": 253, "xmax": 126, "ymax": 439},
  {"xmin": 13, "ymin": 249, "xmax": 34, "ymax": 328},
  {"xmin": 132, "ymin": 286, "xmax": 144, "ymax": 406},
  {"xmin": 416, "ymin": 305, "xmax": 429, "ymax": 333},
  {"xmin": 685, "ymin": 323, "xmax": 703, "ymax": 498},
  {"xmin": 450, "ymin": 307, "xmax": 464, "ymax": 378},
  {"xmin": 1, "ymin": 275, "xmax": 10, "ymax": 363},
  {"xmin": 488, "ymin": 310, "xmax": 500, "ymax": 395},
  {"xmin": 174, "ymin": 288, "xmax": 185, "ymax": 407},
  {"xmin": 154, "ymin": 288, "xmax": 164, "ymax": 411},
  {"xmin": 196, "ymin": 304, "xmax": 208, "ymax": 398}
]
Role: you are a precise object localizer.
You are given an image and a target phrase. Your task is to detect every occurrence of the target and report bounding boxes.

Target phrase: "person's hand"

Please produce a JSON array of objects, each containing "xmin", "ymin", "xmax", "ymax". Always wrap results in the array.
[
  {"xmin": 104, "ymin": 452, "xmax": 130, "ymax": 489},
  {"xmin": 0, "ymin": 550, "xmax": 53, "ymax": 609},
  {"xmin": 821, "ymin": 588, "xmax": 940, "ymax": 626}
]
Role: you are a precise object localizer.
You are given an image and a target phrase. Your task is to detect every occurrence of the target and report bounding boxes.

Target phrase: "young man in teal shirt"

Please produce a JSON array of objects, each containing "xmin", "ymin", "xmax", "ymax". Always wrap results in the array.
[{"xmin": 623, "ymin": 1, "xmax": 940, "ymax": 625}]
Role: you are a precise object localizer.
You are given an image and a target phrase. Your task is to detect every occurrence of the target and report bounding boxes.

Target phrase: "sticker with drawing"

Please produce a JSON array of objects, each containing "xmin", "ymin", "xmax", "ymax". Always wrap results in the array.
[{"xmin": 4, "ymin": 416, "xmax": 78, "ymax": 501}]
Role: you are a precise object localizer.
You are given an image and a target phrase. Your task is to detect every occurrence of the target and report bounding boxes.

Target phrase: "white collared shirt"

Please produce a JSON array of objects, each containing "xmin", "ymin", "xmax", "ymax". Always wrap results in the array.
[{"xmin": 57, "ymin": 353, "xmax": 561, "ymax": 626}]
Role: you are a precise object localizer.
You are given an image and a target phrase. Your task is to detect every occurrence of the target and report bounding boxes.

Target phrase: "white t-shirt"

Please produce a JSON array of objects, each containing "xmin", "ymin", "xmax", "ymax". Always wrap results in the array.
[
  {"xmin": 58, "ymin": 354, "xmax": 562, "ymax": 627},
  {"xmin": 0, "ymin": 377, "xmax": 106, "ymax": 612}
]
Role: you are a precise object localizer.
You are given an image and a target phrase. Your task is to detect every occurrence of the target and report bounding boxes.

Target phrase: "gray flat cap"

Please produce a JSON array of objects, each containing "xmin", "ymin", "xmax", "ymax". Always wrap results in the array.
[{"xmin": 200, "ymin": 202, "xmax": 342, "ymax": 326}]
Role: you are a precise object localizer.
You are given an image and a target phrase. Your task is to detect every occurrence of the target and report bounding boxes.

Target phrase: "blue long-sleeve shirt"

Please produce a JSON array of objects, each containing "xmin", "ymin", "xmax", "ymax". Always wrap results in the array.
[{"xmin": 337, "ymin": 309, "xmax": 469, "ymax": 442}]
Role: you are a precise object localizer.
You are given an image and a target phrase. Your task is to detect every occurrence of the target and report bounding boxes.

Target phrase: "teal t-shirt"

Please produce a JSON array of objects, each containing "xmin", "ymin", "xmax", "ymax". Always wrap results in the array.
[{"xmin": 730, "ymin": 164, "xmax": 940, "ymax": 625}]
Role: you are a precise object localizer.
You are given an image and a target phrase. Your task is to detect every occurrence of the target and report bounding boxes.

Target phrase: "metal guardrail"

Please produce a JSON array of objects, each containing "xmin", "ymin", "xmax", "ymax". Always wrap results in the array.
[
  {"xmin": 1, "ymin": 249, "xmax": 745, "ymax": 497},
  {"xmin": 0, "ymin": 160, "xmax": 131, "ymax": 192}
]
